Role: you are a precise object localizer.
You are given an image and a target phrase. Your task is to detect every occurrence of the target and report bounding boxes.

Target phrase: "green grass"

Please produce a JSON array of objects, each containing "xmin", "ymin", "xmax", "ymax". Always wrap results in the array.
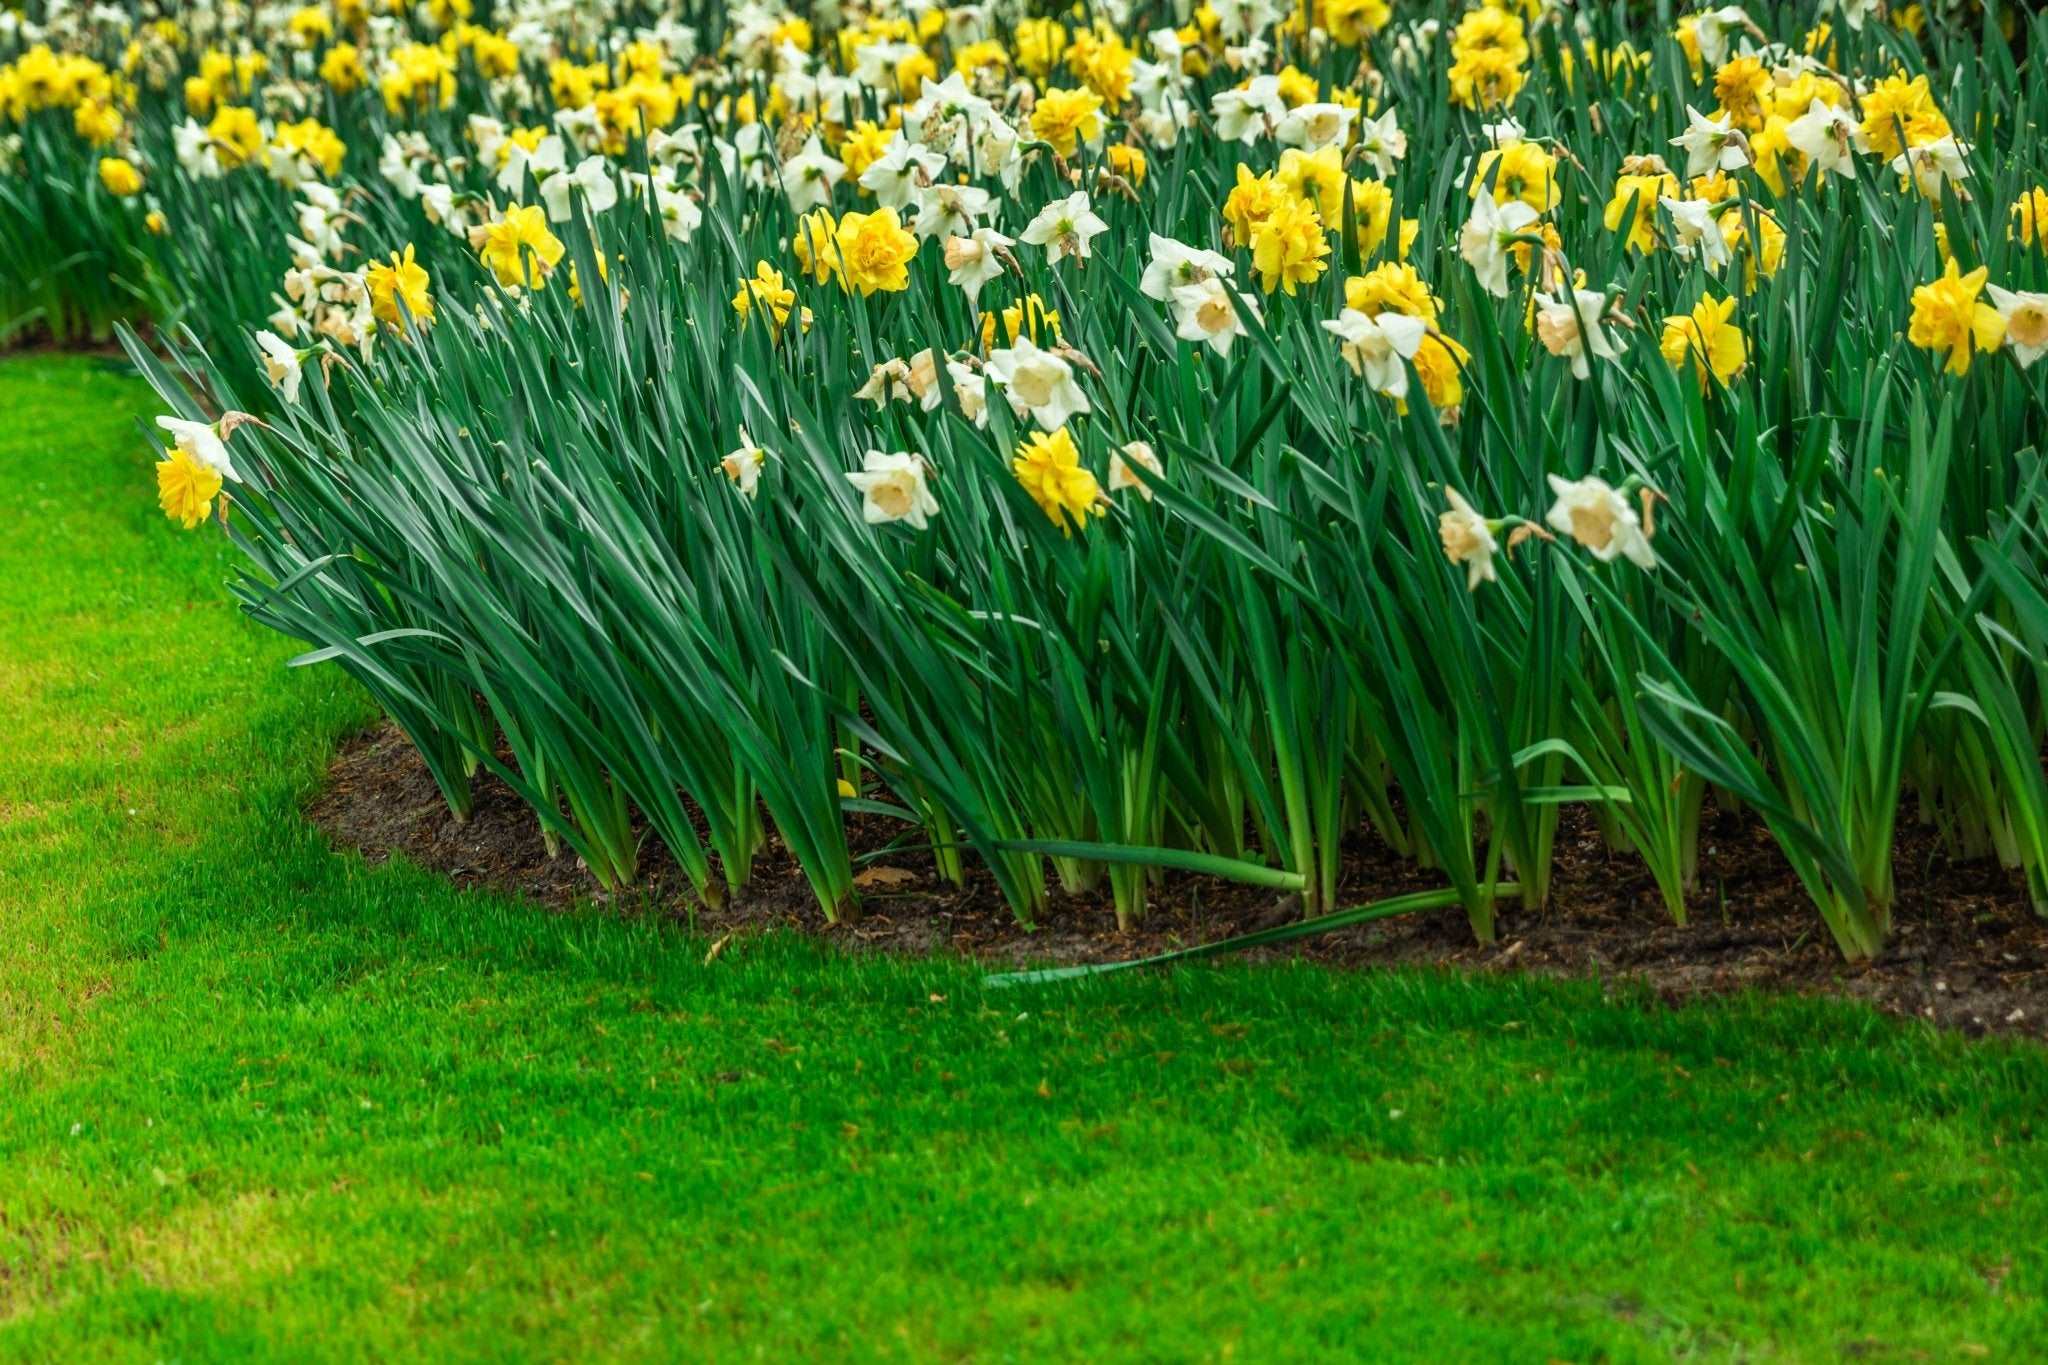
[{"xmin": 0, "ymin": 352, "xmax": 2043, "ymax": 1362}]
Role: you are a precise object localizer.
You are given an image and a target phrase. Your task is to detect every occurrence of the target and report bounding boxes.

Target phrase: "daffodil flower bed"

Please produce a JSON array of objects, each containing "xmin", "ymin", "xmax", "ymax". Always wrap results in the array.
[{"xmin": 4, "ymin": 0, "xmax": 2047, "ymax": 961}]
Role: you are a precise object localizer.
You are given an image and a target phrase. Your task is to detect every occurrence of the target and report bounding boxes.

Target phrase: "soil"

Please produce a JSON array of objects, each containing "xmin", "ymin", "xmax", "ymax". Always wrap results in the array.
[{"xmin": 308, "ymin": 721, "xmax": 2048, "ymax": 1043}]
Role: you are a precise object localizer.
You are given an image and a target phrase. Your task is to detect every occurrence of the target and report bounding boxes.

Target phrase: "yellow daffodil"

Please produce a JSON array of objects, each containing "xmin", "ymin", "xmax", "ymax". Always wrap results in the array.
[
  {"xmin": 1659, "ymin": 293, "xmax": 1747, "ymax": 389},
  {"xmin": 1012, "ymin": 427, "xmax": 1104, "ymax": 535},
  {"xmin": 1908, "ymin": 260, "xmax": 2005, "ymax": 376}
]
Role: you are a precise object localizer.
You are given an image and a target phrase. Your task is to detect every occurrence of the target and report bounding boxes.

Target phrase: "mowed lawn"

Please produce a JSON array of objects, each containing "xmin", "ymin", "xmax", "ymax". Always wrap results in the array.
[{"xmin": 0, "ymin": 352, "xmax": 2043, "ymax": 1362}]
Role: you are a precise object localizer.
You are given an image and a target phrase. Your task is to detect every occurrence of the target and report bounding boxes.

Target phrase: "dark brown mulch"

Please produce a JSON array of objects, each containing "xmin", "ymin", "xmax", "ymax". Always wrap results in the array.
[{"xmin": 307, "ymin": 721, "xmax": 2048, "ymax": 1042}]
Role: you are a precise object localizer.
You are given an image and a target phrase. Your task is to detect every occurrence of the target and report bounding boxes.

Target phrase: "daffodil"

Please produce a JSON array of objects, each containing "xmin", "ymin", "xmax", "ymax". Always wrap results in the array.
[
  {"xmin": 1109, "ymin": 441, "xmax": 1163, "ymax": 501},
  {"xmin": 254, "ymin": 330, "xmax": 306, "ymax": 403},
  {"xmin": 1438, "ymin": 490, "xmax": 1500, "ymax": 591},
  {"xmin": 941, "ymin": 227, "xmax": 1012, "ymax": 302},
  {"xmin": 778, "ymin": 137, "xmax": 846, "ymax": 214},
  {"xmin": 365, "ymin": 244, "xmax": 433, "ymax": 334},
  {"xmin": 1545, "ymin": 474, "xmax": 1657, "ymax": 569},
  {"xmin": 1459, "ymin": 190, "xmax": 1540, "ymax": 298},
  {"xmin": 1249, "ymin": 194, "xmax": 1329, "ymax": 295},
  {"xmin": 1018, "ymin": 192, "xmax": 1109, "ymax": 264},
  {"xmin": 1986, "ymin": 285, "xmax": 2048, "ymax": 368},
  {"xmin": 832, "ymin": 207, "xmax": 919, "ymax": 295},
  {"xmin": 1783, "ymin": 98, "xmax": 1866, "ymax": 180},
  {"xmin": 1321, "ymin": 308, "xmax": 1427, "ymax": 398},
  {"xmin": 1171, "ymin": 277, "xmax": 1258, "ymax": 357},
  {"xmin": 731, "ymin": 261, "xmax": 809, "ymax": 338},
  {"xmin": 846, "ymin": 450, "xmax": 939, "ymax": 530},
  {"xmin": 721, "ymin": 430, "xmax": 768, "ymax": 498},
  {"xmin": 1661, "ymin": 196, "xmax": 1731, "ymax": 270},
  {"xmin": 1533, "ymin": 290, "xmax": 1621, "ymax": 380},
  {"xmin": 157, "ymin": 445, "xmax": 222, "ymax": 530},
  {"xmin": 1012, "ymin": 427, "xmax": 1104, "ymax": 535},
  {"xmin": 473, "ymin": 205, "xmax": 565, "ymax": 288},
  {"xmin": 986, "ymin": 336, "xmax": 1092, "ymax": 430},
  {"xmin": 1670, "ymin": 105, "xmax": 1749, "ymax": 178},
  {"xmin": 1141, "ymin": 234, "xmax": 1236, "ymax": 301},
  {"xmin": 97, "ymin": 156, "xmax": 143, "ymax": 196},
  {"xmin": 1908, "ymin": 261, "xmax": 2004, "ymax": 375},
  {"xmin": 1659, "ymin": 293, "xmax": 1747, "ymax": 389}
]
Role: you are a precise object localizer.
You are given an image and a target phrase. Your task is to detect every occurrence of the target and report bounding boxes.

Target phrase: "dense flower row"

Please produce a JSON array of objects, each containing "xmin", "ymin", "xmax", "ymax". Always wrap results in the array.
[{"xmin": 4, "ymin": 0, "xmax": 2045, "ymax": 960}]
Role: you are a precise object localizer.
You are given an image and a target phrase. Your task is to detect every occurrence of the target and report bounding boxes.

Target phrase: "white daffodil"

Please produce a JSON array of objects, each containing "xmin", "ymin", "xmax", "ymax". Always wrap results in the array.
[
  {"xmin": 1170, "ymin": 277, "xmax": 1258, "ymax": 357},
  {"xmin": 857, "ymin": 138, "xmax": 947, "ymax": 212},
  {"xmin": 1661, "ymin": 196, "xmax": 1731, "ymax": 270},
  {"xmin": 1692, "ymin": 5, "xmax": 1754, "ymax": 69},
  {"xmin": 854, "ymin": 358, "xmax": 917, "ymax": 408},
  {"xmin": 846, "ymin": 451, "xmax": 939, "ymax": 530},
  {"xmin": 1352, "ymin": 108, "xmax": 1408, "ymax": 178},
  {"xmin": 1459, "ymin": 190, "xmax": 1541, "ymax": 298},
  {"xmin": 777, "ymin": 137, "xmax": 845, "ymax": 213},
  {"xmin": 1276, "ymin": 102, "xmax": 1356, "ymax": 151},
  {"xmin": 721, "ymin": 430, "xmax": 767, "ymax": 498},
  {"xmin": 1784, "ymin": 98, "xmax": 1866, "ymax": 180},
  {"xmin": 1670, "ymin": 105, "xmax": 1749, "ymax": 178},
  {"xmin": 1480, "ymin": 116, "xmax": 1526, "ymax": 149},
  {"xmin": 1533, "ymin": 290, "xmax": 1621, "ymax": 380},
  {"xmin": 1215, "ymin": 0, "xmax": 1282, "ymax": 42},
  {"xmin": 553, "ymin": 103, "xmax": 603, "ymax": 153},
  {"xmin": 1987, "ymin": 285, "xmax": 2048, "ymax": 368},
  {"xmin": 540, "ymin": 154, "xmax": 618, "ymax": 222},
  {"xmin": 156, "ymin": 415, "xmax": 240, "ymax": 483},
  {"xmin": 496, "ymin": 133, "xmax": 564, "ymax": 197},
  {"xmin": 1439, "ymin": 489, "xmax": 1499, "ymax": 591},
  {"xmin": 1019, "ymin": 192, "xmax": 1109, "ymax": 263},
  {"xmin": 172, "ymin": 119, "xmax": 222, "ymax": 178},
  {"xmin": 1141, "ymin": 233, "xmax": 1236, "ymax": 302},
  {"xmin": 1891, "ymin": 135, "xmax": 1971, "ymax": 200},
  {"xmin": 1109, "ymin": 440, "xmax": 1163, "ymax": 500},
  {"xmin": 1209, "ymin": 76, "xmax": 1284, "ymax": 144},
  {"xmin": 1321, "ymin": 309, "xmax": 1429, "ymax": 398},
  {"xmin": 254, "ymin": 330, "xmax": 305, "ymax": 404},
  {"xmin": 941, "ymin": 227, "xmax": 1012, "ymax": 302},
  {"xmin": 913, "ymin": 183, "xmax": 997, "ymax": 240},
  {"xmin": 1546, "ymin": 475, "xmax": 1656, "ymax": 569},
  {"xmin": 985, "ymin": 336, "xmax": 1092, "ymax": 430}
]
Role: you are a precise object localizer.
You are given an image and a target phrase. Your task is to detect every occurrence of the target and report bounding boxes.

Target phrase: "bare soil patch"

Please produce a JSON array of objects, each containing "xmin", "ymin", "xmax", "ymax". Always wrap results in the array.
[{"xmin": 309, "ymin": 722, "xmax": 2048, "ymax": 1041}]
